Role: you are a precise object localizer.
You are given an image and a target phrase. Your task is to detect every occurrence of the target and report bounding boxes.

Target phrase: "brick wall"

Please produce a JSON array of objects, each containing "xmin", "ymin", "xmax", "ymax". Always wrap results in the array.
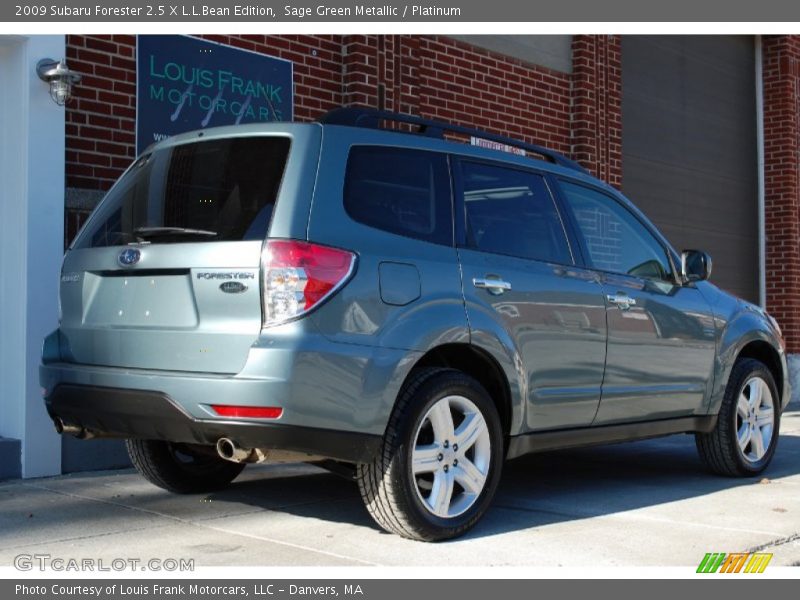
[
  {"xmin": 416, "ymin": 36, "xmax": 573, "ymax": 154},
  {"xmin": 65, "ymin": 35, "xmax": 137, "ymax": 192},
  {"xmin": 339, "ymin": 34, "xmax": 577, "ymax": 149},
  {"xmin": 763, "ymin": 36, "xmax": 800, "ymax": 352},
  {"xmin": 571, "ymin": 35, "xmax": 622, "ymax": 189}
]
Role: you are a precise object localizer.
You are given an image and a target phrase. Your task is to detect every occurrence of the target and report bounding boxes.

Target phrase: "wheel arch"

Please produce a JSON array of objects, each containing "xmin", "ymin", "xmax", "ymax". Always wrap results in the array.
[
  {"xmin": 736, "ymin": 340, "xmax": 785, "ymax": 406},
  {"xmin": 709, "ymin": 315, "xmax": 789, "ymax": 415},
  {"xmin": 407, "ymin": 343, "xmax": 517, "ymax": 439}
]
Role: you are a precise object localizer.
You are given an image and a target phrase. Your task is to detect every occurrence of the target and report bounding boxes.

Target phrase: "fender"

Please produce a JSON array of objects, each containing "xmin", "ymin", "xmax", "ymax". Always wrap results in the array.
[{"xmin": 705, "ymin": 297, "xmax": 789, "ymax": 415}]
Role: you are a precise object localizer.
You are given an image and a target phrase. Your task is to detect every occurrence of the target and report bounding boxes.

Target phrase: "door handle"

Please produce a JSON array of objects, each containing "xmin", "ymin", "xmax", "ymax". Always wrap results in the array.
[
  {"xmin": 473, "ymin": 278, "xmax": 512, "ymax": 293},
  {"xmin": 607, "ymin": 293, "xmax": 636, "ymax": 310}
]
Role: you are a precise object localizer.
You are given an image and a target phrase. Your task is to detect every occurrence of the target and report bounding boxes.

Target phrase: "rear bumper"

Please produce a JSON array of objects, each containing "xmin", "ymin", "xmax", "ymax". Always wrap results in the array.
[
  {"xmin": 41, "ymin": 321, "xmax": 418, "ymax": 439},
  {"xmin": 45, "ymin": 383, "xmax": 381, "ymax": 463}
]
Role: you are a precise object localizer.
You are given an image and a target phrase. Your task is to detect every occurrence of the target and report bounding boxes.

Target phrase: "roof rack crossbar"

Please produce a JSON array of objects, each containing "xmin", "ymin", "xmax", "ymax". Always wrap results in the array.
[{"xmin": 318, "ymin": 107, "xmax": 588, "ymax": 174}]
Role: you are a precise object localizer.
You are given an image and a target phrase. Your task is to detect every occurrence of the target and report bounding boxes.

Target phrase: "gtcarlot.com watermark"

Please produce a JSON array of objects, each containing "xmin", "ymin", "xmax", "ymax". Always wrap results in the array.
[{"xmin": 14, "ymin": 554, "xmax": 195, "ymax": 572}]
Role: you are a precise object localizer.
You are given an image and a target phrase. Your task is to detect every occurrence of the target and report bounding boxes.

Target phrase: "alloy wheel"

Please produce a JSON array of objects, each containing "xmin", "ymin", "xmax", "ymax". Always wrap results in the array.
[
  {"xmin": 736, "ymin": 376, "xmax": 775, "ymax": 463},
  {"xmin": 411, "ymin": 395, "xmax": 492, "ymax": 518}
]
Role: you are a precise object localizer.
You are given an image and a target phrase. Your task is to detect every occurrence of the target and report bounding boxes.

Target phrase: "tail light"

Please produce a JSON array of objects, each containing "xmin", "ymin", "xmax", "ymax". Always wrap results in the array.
[{"xmin": 261, "ymin": 239, "xmax": 356, "ymax": 328}]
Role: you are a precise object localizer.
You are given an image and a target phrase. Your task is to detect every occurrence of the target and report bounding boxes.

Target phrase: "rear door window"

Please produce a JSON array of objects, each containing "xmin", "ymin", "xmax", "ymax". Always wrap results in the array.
[
  {"xmin": 458, "ymin": 160, "xmax": 573, "ymax": 265},
  {"xmin": 76, "ymin": 136, "xmax": 290, "ymax": 248},
  {"xmin": 343, "ymin": 146, "xmax": 452, "ymax": 245}
]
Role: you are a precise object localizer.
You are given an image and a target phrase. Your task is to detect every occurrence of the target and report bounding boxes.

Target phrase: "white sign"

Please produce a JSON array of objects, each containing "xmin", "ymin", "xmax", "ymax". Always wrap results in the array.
[{"xmin": 470, "ymin": 136, "xmax": 526, "ymax": 156}]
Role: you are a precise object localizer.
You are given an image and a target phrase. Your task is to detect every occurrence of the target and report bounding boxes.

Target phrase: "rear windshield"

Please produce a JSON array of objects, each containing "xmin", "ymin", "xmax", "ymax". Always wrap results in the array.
[{"xmin": 75, "ymin": 136, "xmax": 291, "ymax": 248}]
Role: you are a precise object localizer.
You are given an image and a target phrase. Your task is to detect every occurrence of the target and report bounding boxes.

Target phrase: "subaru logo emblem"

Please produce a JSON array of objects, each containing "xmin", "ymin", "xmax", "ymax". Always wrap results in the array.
[
  {"xmin": 220, "ymin": 281, "xmax": 248, "ymax": 294},
  {"xmin": 118, "ymin": 248, "xmax": 141, "ymax": 267}
]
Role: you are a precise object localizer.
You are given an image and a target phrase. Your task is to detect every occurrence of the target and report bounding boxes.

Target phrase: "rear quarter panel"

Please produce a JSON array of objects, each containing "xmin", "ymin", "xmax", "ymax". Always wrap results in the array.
[{"xmin": 306, "ymin": 127, "xmax": 470, "ymax": 353}]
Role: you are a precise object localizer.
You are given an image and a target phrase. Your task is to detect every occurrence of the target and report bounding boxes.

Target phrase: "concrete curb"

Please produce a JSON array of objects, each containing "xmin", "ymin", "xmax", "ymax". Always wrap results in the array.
[
  {"xmin": 0, "ymin": 437, "xmax": 21, "ymax": 480},
  {"xmin": 787, "ymin": 354, "xmax": 800, "ymax": 410}
]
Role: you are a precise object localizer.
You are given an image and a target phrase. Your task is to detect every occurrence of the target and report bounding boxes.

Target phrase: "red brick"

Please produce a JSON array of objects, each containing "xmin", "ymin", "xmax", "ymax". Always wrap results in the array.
[{"xmin": 763, "ymin": 35, "xmax": 800, "ymax": 351}]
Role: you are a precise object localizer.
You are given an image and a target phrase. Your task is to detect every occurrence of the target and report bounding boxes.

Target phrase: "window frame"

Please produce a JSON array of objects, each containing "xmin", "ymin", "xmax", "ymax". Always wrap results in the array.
[
  {"xmin": 553, "ymin": 176, "xmax": 682, "ymax": 284},
  {"xmin": 342, "ymin": 144, "xmax": 456, "ymax": 247},
  {"xmin": 451, "ymin": 155, "xmax": 577, "ymax": 266}
]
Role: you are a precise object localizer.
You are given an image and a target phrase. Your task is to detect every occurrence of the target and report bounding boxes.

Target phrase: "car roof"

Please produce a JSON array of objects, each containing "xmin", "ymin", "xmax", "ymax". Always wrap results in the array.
[{"xmin": 145, "ymin": 120, "xmax": 608, "ymax": 191}]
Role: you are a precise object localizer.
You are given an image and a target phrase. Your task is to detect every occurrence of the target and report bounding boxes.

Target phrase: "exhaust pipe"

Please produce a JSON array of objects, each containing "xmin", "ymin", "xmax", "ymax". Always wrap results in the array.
[
  {"xmin": 215, "ymin": 438, "xmax": 323, "ymax": 465},
  {"xmin": 215, "ymin": 438, "xmax": 263, "ymax": 463},
  {"xmin": 53, "ymin": 418, "xmax": 85, "ymax": 437}
]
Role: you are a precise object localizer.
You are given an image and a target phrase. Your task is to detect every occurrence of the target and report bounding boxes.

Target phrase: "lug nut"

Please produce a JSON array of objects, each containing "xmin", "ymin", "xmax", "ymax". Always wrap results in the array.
[
  {"xmin": 443, "ymin": 440, "xmax": 449, "ymax": 449},
  {"xmin": 453, "ymin": 459, "xmax": 459, "ymax": 466},
  {"xmin": 453, "ymin": 444, "xmax": 458, "ymax": 451},
  {"xmin": 443, "ymin": 465, "xmax": 449, "ymax": 472},
  {"xmin": 437, "ymin": 453, "xmax": 444, "ymax": 461}
]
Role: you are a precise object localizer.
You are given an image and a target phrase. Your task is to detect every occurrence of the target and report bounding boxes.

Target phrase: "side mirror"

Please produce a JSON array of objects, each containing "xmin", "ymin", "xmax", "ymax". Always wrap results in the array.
[{"xmin": 681, "ymin": 250, "xmax": 712, "ymax": 282}]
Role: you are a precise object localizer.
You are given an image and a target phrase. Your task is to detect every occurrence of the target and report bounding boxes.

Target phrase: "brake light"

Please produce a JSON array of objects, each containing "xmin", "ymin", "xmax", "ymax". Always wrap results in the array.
[
  {"xmin": 261, "ymin": 239, "xmax": 356, "ymax": 327},
  {"xmin": 211, "ymin": 405, "xmax": 283, "ymax": 419}
]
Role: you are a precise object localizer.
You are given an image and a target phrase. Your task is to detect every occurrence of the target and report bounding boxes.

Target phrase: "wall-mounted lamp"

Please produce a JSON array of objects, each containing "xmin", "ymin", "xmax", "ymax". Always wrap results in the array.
[{"xmin": 36, "ymin": 58, "xmax": 82, "ymax": 106}]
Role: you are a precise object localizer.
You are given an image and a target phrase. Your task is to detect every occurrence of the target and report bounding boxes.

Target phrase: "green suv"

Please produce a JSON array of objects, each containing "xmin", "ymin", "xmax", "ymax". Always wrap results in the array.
[{"xmin": 41, "ymin": 108, "xmax": 789, "ymax": 541}]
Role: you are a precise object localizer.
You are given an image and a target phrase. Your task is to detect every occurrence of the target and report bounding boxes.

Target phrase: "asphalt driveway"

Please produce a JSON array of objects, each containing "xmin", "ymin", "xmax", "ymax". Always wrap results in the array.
[{"xmin": 2, "ymin": 410, "xmax": 799, "ymax": 568}]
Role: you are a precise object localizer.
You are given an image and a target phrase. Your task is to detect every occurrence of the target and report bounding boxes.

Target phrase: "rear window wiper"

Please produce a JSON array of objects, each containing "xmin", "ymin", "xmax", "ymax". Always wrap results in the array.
[{"xmin": 134, "ymin": 227, "xmax": 218, "ymax": 240}]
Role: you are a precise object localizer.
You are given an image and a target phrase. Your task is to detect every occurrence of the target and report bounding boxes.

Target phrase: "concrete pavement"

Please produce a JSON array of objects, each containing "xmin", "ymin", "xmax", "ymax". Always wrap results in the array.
[{"xmin": 2, "ymin": 411, "xmax": 799, "ymax": 567}]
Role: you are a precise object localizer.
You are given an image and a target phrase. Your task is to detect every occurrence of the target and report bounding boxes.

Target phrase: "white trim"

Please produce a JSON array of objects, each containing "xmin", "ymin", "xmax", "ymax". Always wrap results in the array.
[
  {"xmin": 755, "ymin": 35, "xmax": 766, "ymax": 309},
  {"xmin": 0, "ymin": 34, "xmax": 65, "ymax": 477}
]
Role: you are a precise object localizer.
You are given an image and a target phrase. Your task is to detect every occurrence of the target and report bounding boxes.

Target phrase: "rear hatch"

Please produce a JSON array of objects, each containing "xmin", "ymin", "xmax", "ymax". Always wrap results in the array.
[{"xmin": 59, "ymin": 134, "xmax": 291, "ymax": 374}]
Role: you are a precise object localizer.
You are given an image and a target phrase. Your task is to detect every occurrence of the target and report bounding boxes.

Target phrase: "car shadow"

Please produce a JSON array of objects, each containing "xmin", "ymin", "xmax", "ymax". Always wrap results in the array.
[{"xmin": 207, "ymin": 428, "xmax": 800, "ymax": 541}]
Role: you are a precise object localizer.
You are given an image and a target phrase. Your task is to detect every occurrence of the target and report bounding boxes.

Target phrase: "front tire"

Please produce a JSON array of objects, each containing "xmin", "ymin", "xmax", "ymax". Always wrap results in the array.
[
  {"xmin": 357, "ymin": 368, "xmax": 504, "ymax": 542},
  {"xmin": 126, "ymin": 439, "xmax": 245, "ymax": 494},
  {"xmin": 695, "ymin": 358, "xmax": 780, "ymax": 476}
]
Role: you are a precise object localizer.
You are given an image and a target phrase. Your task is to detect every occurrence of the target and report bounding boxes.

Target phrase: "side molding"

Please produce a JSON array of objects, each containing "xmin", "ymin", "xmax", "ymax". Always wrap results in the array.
[{"xmin": 507, "ymin": 416, "xmax": 717, "ymax": 459}]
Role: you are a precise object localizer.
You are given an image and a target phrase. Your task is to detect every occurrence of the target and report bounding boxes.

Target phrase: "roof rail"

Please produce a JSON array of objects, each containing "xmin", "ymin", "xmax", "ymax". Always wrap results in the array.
[{"xmin": 318, "ymin": 107, "xmax": 588, "ymax": 174}]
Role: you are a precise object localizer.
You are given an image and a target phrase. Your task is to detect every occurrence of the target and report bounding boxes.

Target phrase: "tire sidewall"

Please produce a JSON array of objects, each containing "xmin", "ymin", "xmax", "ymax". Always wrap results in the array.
[
  {"xmin": 393, "ymin": 373, "xmax": 504, "ymax": 537},
  {"xmin": 166, "ymin": 442, "xmax": 238, "ymax": 477},
  {"xmin": 127, "ymin": 439, "xmax": 244, "ymax": 494},
  {"xmin": 727, "ymin": 362, "xmax": 781, "ymax": 475}
]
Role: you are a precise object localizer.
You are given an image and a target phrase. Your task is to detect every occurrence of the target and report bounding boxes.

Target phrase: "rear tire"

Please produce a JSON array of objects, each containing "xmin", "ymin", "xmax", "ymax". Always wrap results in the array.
[
  {"xmin": 357, "ymin": 368, "xmax": 504, "ymax": 542},
  {"xmin": 695, "ymin": 358, "xmax": 780, "ymax": 477},
  {"xmin": 126, "ymin": 439, "xmax": 245, "ymax": 494}
]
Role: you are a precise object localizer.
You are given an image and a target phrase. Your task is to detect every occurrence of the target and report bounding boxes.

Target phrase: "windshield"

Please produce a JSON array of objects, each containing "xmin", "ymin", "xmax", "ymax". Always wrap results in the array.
[{"xmin": 74, "ymin": 136, "xmax": 291, "ymax": 248}]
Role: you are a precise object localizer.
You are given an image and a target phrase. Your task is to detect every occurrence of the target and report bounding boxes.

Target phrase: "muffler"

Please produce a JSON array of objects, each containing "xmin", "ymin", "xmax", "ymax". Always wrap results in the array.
[
  {"xmin": 53, "ymin": 417, "xmax": 88, "ymax": 437},
  {"xmin": 215, "ymin": 438, "xmax": 322, "ymax": 465},
  {"xmin": 216, "ymin": 438, "xmax": 266, "ymax": 463}
]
